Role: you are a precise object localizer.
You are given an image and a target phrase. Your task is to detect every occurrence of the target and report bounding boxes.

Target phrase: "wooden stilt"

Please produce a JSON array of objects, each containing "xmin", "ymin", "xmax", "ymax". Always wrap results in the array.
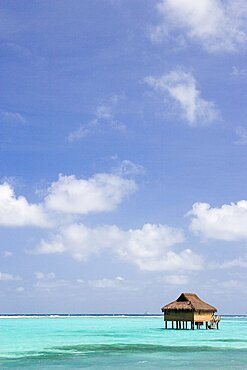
[
  {"xmin": 186, "ymin": 321, "xmax": 188, "ymax": 330},
  {"xmin": 165, "ymin": 320, "xmax": 167, "ymax": 329},
  {"xmin": 172, "ymin": 321, "xmax": 174, "ymax": 329},
  {"xmin": 206, "ymin": 322, "xmax": 208, "ymax": 330}
]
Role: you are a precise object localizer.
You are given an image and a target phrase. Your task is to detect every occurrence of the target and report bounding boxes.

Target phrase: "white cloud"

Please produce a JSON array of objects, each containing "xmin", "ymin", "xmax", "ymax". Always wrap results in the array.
[
  {"xmin": 114, "ymin": 224, "xmax": 200, "ymax": 271},
  {"xmin": 68, "ymin": 97, "xmax": 125, "ymax": 142},
  {"xmin": 235, "ymin": 126, "xmax": 247, "ymax": 145},
  {"xmin": 231, "ymin": 66, "xmax": 247, "ymax": 77},
  {"xmin": 36, "ymin": 239, "xmax": 66, "ymax": 254},
  {"xmin": 35, "ymin": 272, "xmax": 56, "ymax": 280},
  {"xmin": 89, "ymin": 276, "xmax": 125, "ymax": 289},
  {"xmin": 36, "ymin": 224, "xmax": 116, "ymax": 260},
  {"xmin": 68, "ymin": 123, "xmax": 92, "ymax": 141},
  {"xmin": 16, "ymin": 286, "xmax": 25, "ymax": 293},
  {"xmin": 220, "ymin": 279, "xmax": 247, "ymax": 291},
  {"xmin": 33, "ymin": 279, "xmax": 69, "ymax": 292},
  {"xmin": 3, "ymin": 250, "xmax": 13, "ymax": 257},
  {"xmin": 0, "ymin": 272, "xmax": 20, "ymax": 281},
  {"xmin": 0, "ymin": 183, "xmax": 50, "ymax": 227},
  {"xmin": 76, "ymin": 279, "xmax": 85, "ymax": 284},
  {"xmin": 36, "ymin": 223, "xmax": 202, "ymax": 271},
  {"xmin": 0, "ymin": 43, "xmax": 33, "ymax": 58},
  {"xmin": 96, "ymin": 105, "xmax": 113, "ymax": 120},
  {"xmin": 163, "ymin": 274, "xmax": 189, "ymax": 285},
  {"xmin": 0, "ymin": 110, "xmax": 26, "ymax": 124},
  {"xmin": 112, "ymin": 160, "xmax": 145, "ymax": 177},
  {"xmin": 213, "ymin": 256, "xmax": 247, "ymax": 269},
  {"xmin": 44, "ymin": 173, "xmax": 137, "ymax": 215},
  {"xmin": 145, "ymin": 69, "xmax": 219, "ymax": 126},
  {"xmin": 188, "ymin": 201, "xmax": 247, "ymax": 241},
  {"xmin": 0, "ymin": 170, "xmax": 137, "ymax": 228},
  {"xmin": 33, "ymin": 273, "xmax": 68, "ymax": 292},
  {"xmin": 152, "ymin": 0, "xmax": 247, "ymax": 53}
]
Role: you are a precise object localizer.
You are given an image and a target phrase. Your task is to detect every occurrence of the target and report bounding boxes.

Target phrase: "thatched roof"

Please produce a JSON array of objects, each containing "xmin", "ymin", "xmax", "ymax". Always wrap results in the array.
[{"xmin": 161, "ymin": 293, "xmax": 217, "ymax": 313}]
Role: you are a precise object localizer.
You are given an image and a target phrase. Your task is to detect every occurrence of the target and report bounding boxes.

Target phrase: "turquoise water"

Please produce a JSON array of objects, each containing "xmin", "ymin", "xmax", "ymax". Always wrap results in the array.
[{"xmin": 0, "ymin": 316, "xmax": 246, "ymax": 369}]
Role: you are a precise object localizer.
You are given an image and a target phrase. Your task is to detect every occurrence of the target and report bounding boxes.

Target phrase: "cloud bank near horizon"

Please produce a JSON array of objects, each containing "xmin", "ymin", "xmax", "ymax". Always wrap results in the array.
[
  {"xmin": 0, "ymin": 167, "xmax": 205, "ymax": 273},
  {"xmin": 2, "ymin": 171, "xmax": 247, "ymax": 275}
]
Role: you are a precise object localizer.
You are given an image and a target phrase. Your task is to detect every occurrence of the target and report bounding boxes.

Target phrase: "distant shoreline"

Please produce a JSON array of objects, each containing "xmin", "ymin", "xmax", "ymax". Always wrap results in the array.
[
  {"xmin": 0, "ymin": 314, "xmax": 246, "ymax": 319},
  {"xmin": 0, "ymin": 314, "xmax": 162, "ymax": 319}
]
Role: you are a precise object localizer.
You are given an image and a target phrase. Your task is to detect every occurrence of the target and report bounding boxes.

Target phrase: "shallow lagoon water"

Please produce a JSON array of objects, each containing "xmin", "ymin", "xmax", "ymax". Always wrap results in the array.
[{"xmin": 0, "ymin": 316, "xmax": 246, "ymax": 369}]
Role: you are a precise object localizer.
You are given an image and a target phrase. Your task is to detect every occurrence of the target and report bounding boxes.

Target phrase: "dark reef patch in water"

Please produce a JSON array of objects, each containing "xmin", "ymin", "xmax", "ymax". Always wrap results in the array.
[{"xmin": 1, "ymin": 343, "xmax": 247, "ymax": 361}]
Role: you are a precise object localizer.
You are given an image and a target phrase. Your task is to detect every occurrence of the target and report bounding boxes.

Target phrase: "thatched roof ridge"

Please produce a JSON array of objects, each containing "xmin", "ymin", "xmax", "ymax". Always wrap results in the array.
[{"xmin": 161, "ymin": 293, "xmax": 217, "ymax": 312}]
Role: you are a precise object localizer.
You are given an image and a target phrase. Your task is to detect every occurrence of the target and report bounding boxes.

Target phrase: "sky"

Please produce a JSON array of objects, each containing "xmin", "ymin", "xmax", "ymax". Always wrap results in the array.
[{"xmin": 0, "ymin": 0, "xmax": 247, "ymax": 314}]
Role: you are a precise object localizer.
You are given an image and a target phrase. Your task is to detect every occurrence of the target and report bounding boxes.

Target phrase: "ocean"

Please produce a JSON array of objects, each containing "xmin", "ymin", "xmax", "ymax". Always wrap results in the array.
[{"xmin": 0, "ymin": 315, "xmax": 246, "ymax": 369}]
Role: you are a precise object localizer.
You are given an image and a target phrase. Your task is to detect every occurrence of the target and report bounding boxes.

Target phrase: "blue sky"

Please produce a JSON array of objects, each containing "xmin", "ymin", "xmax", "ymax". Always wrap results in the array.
[{"xmin": 1, "ymin": 0, "xmax": 247, "ymax": 314}]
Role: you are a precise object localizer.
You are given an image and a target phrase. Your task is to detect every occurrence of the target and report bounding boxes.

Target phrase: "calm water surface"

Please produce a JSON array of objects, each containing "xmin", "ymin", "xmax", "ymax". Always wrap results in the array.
[{"xmin": 0, "ymin": 316, "xmax": 246, "ymax": 369}]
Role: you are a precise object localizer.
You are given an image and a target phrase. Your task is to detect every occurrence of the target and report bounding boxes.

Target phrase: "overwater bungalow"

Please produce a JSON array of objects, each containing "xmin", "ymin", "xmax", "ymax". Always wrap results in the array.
[{"xmin": 161, "ymin": 293, "xmax": 220, "ymax": 330}]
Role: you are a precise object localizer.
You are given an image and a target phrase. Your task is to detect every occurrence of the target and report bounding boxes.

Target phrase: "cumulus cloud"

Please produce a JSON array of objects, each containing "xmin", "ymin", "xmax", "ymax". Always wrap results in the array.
[
  {"xmin": 44, "ymin": 173, "xmax": 137, "ymax": 215},
  {"xmin": 152, "ymin": 0, "xmax": 247, "ymax": 53},
  {"xmin": 114, "ymin": 223, "xmax": 200, "ymax": 271},
  {"xmin": 145, "ymin": 69, "xmax": 219, "ymax": 126},
  {"xmin": 188, "ymin": 201, "xmax": 247, "ymax": 241},
  {"xmin": 0, "ymin": 170, "xmax": 136, "ymax": 228},
  {"xmin": 0, "ymin": 183, "xmax": 50, "ymax": 227},
  {"xmin": 0, "ymin": 172, "xmax": 204, "ymax": 275},
  {"xmin": 36, "ymin": 223, "xmax": 118, "ymax": 260},
  {"xmin": 36, "ymin": 223, "xmax": 202, "ymax": 271}
]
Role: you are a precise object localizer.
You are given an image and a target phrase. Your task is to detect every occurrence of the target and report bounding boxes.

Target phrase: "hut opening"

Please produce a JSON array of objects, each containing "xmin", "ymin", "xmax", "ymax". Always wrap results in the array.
[{"xmin": 161, "ymin": 293, "xmax": 220, "ymax": 330}]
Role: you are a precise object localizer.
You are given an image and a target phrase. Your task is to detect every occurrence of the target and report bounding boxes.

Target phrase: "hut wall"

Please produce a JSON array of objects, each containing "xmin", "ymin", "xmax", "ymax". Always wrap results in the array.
[
  {"xmin": 194, "ymin": 312, "xmax": 213, "ymax": 322},
  {"xmin": 164, "ymin": 311, "xmax": 194, "ymax": 321},
  {"xmin": 165, "ymin": 311, "xmax": 214, "ymax": 322}
]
